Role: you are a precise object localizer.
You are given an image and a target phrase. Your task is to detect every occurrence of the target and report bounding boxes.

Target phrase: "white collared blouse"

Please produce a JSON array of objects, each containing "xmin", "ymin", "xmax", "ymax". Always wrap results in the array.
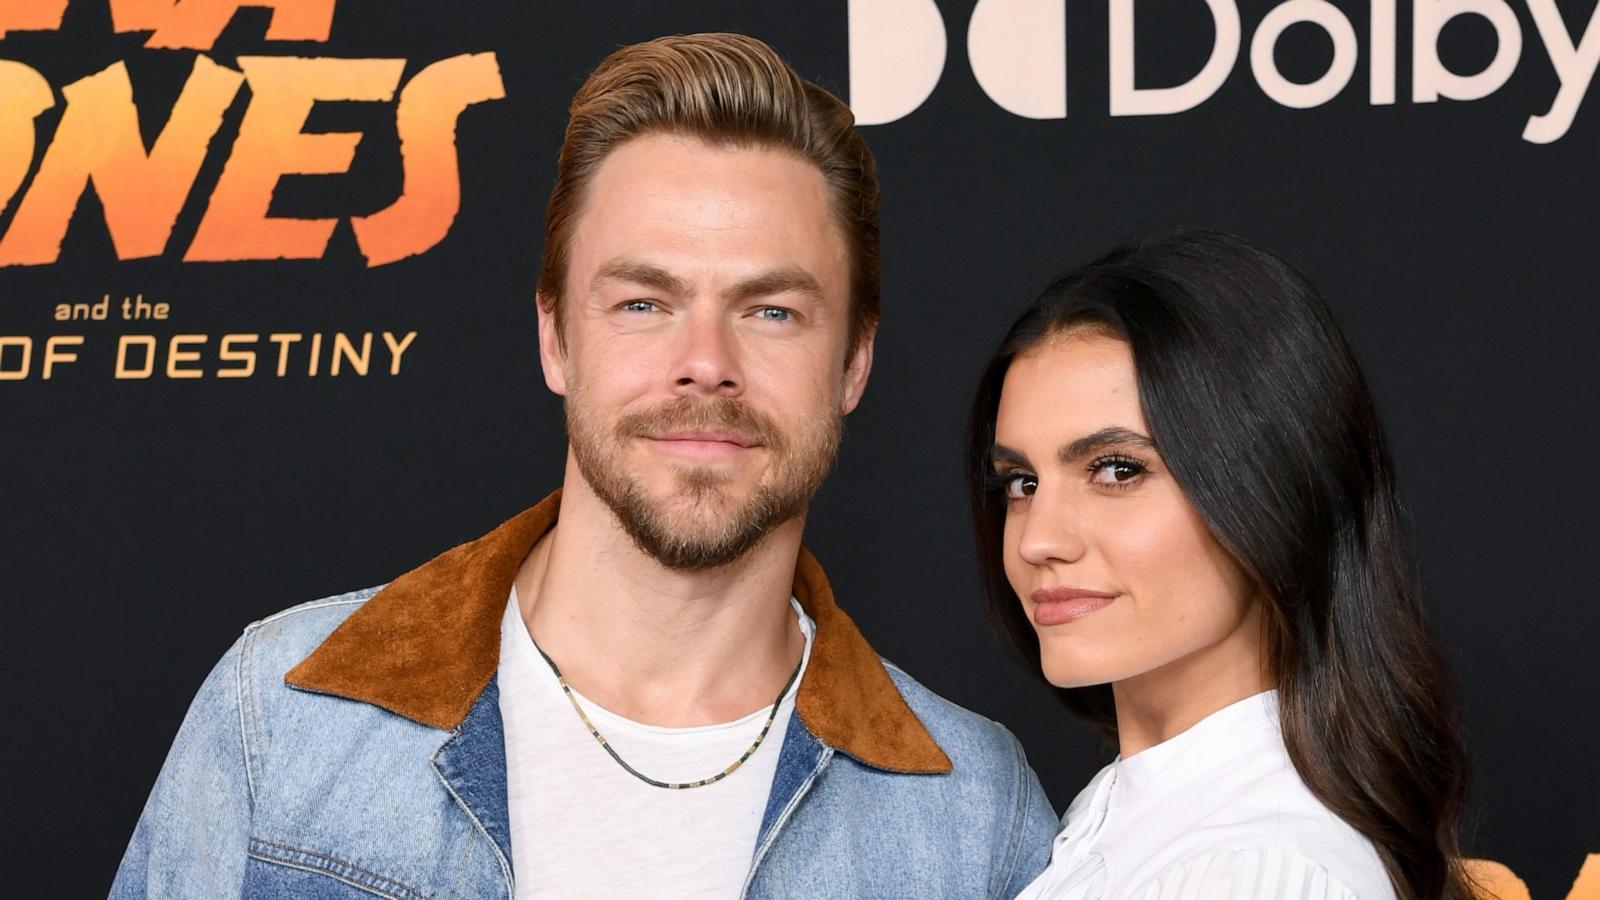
[{"xmin": 1014, "ymin": 691, "xmax": 1397, "ymax": 900}]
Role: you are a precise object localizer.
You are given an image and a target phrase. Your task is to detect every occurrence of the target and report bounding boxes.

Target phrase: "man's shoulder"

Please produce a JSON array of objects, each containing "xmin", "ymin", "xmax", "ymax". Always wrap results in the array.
[
  {"xmin": 878, "ymin": 658, "xmax": 1028, "ymax": 776},
  {"xmin": 238, "ymin": 585, "xmax": 384, "ymax": 670},
  {"xmin": 226, "ymin": 584, "xmax": 450, "ymax": 760},
  {"xmin": 771, "ymin": 658, "xmax": 1059, "ymax": 898}
]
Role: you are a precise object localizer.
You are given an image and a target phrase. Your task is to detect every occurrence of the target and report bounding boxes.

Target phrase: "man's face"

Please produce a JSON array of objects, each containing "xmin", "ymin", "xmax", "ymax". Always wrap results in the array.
[{"xmin": 539, "ymin": 132, "xmax": 873, "ymax": 570}]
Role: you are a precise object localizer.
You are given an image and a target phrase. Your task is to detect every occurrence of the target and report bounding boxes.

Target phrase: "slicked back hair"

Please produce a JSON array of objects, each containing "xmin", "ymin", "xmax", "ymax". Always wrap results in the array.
[{"xmin": 538, "ymin": 33, "xmax": 880, "ymax": 356}]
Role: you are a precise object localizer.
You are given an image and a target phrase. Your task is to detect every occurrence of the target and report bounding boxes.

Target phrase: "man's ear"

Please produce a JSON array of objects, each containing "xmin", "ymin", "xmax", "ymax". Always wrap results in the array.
[
  {"xmin": 840, "ymin": 323, "xmax": 876, "ymax": 415},
  {"xmin": 535, "ymin": 293, "xmax": 568, "ymax": 396}
]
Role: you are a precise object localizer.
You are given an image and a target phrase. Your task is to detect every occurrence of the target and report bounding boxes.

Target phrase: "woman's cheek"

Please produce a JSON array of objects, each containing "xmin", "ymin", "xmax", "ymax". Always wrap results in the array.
[{"xmin": 1001, "ymin": 515, "xmax": 1028, "ymax": 593}]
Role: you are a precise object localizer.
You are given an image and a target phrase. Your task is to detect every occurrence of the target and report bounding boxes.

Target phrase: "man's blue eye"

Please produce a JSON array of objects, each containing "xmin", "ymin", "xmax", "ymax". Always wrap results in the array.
[
  {"xmin": 756, "ymin": 307, "xmax": 792, "ymax": 321},
  {"xmin": 623, "ymin": 300, "xmax": 657, "ymax": 313}
]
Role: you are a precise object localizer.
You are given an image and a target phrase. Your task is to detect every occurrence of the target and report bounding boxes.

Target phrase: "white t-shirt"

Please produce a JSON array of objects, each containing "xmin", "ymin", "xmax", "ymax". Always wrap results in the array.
[
  {"xmin": 1014, "ymin": 691, "xmax": 1396, "ymax": 900},
  {"xmin": 497, "ymin": 587, "xmax": 814, "ymax": 899}
]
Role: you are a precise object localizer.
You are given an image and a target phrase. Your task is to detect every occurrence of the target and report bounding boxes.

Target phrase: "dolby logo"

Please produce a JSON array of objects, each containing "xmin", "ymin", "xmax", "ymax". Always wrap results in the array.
[{"xmin": 848, "ymin": 0, "xmax": 1598, "ymax": 143}]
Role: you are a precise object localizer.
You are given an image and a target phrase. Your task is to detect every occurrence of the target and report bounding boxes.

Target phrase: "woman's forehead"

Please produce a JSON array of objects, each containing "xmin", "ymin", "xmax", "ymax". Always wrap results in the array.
[{"xmin": 996, "ymin": 334, "xmax": 1147, "ymax": 445}]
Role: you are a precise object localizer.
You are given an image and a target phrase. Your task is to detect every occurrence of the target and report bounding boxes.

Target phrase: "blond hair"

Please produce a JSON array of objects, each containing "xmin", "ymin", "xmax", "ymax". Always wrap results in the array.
[{"xmin": 538, "ymin": 33, "xmax": 881, "ymax": 353}]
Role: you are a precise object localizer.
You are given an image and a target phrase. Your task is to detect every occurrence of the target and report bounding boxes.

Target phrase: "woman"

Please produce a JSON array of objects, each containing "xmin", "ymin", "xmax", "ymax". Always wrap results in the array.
[{"xmin": 966, "ymin": 230, "xmax": 1472, "ymax": 900}]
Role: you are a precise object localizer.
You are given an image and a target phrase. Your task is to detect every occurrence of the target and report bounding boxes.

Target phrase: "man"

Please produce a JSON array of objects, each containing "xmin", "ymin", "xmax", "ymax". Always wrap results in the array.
[{"xmin": 113, "ymin": 33, "xmax": 1057, "ymax": 899}]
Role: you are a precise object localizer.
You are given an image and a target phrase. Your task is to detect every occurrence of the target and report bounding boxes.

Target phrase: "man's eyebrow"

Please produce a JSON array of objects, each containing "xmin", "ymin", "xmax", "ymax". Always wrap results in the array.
[
  {"xmin": 1059, "ymin": 427, "xmax": 1156, "ymax": 463},
  {"xmin": 722, "ymin": 267, "xmax": 826, "ymax": 305},
  {"xmin": 593, "ymin": 259, "xmax": 689, "ymax": 297}
]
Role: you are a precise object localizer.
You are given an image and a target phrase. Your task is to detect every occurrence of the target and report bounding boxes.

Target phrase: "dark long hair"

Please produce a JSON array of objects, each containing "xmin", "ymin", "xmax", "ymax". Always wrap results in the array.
[{"xmin": 966, "ymin": 230, "xmax": 1471, "ymax": 900}]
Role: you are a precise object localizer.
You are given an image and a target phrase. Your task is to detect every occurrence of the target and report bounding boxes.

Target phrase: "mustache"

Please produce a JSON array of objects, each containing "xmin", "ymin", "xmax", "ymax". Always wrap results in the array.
[{"xmin": 616, "ymin": 397, "xmax": 786, "ymax": 451}]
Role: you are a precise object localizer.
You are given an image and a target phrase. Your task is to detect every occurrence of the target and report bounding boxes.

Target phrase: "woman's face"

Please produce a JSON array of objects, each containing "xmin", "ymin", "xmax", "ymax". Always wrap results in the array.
[{"xmin": 991, "ymin": 330, "xmax": 1262, "ymax": 693}]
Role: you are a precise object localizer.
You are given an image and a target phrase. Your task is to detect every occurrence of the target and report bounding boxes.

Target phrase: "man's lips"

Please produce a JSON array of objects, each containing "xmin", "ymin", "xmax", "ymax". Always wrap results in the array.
[
  {"xmin": 1030, "ymin": 587, "xmax": 1119, "ymax": 626},
  {"xmin": 641, "ymin": 431, "xmax": 761, "ymax": 459},
  {"xmin": 648, "ymin": 431, "xmax": 758, "ymax": 447}
]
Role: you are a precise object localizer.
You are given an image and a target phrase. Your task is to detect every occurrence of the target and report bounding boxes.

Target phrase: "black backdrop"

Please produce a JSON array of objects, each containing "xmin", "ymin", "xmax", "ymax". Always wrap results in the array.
[{"xmin": 2, "ymin": 1, "xmax": 1597, "ymax": 896}]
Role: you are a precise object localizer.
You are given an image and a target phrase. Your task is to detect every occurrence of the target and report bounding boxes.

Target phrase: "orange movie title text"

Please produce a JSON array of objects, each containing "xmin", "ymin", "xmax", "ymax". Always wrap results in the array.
[{"xmin": 0, "ymin": 0, "xmax": 506, "ymax": 268}]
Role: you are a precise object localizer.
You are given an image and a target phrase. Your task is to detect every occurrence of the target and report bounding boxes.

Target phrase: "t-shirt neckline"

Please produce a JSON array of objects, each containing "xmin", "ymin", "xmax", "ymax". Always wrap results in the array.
[{"xmin": 504, "ymin": 585, "xmax": 815, "ymax": 737}]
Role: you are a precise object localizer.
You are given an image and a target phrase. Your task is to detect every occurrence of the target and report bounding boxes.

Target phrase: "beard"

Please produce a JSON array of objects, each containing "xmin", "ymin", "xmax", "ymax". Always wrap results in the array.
[{"xmin": 566, "ymin": 391, "xmax": 842, "ymax": 570}]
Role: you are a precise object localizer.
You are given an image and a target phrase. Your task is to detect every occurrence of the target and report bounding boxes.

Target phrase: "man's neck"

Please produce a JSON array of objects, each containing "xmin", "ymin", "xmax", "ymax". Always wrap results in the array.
[{"xmin": 514, "ymin": 470, "xmax": 808, "ymax": 728}]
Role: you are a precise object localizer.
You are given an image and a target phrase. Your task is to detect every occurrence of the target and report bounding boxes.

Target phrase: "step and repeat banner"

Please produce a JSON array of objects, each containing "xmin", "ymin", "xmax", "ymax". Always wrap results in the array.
[{"xmin": 2, "ymin": 1, "xmax": 1596, "ymax": 896}]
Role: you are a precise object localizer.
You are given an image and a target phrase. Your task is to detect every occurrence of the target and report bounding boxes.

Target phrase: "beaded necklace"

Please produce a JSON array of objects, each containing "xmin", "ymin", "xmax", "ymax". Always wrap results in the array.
[{"xmin": 531, "ymin": 642, "xmax": 803, "ymax": 790}]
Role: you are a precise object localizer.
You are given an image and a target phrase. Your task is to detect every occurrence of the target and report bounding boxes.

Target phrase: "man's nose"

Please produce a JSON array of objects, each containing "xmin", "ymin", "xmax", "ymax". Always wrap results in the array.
[{"xmin": 672, "ymin": 311, "xmax": 743, "ymax": 396}]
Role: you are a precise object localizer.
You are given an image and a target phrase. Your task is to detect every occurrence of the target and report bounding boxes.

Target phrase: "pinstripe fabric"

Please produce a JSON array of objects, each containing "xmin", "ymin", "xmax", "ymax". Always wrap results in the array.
[
  {"xmin": 1012, "ymin": 692, "xmax": 1394, "ymax": 900},
  {"xmin": 1118, "ymin": 847, "xmax": 1361, "ymax": 899}
]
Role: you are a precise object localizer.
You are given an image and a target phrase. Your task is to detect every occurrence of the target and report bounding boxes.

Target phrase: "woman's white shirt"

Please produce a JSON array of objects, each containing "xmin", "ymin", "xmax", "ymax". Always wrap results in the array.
[{"xmin": 1014, "ymin": 691, "xmax": 1396, "ymax": 900}]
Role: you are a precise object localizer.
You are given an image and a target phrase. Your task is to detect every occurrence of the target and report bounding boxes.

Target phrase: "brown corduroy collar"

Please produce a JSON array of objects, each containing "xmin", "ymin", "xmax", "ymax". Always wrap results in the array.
[{"xmin": 284, "ymin": 490, "xmax": 952, "ymax": 774}]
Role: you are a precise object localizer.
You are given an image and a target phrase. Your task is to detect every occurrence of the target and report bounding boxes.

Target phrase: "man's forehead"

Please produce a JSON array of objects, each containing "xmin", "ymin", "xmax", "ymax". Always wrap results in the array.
[
  {"xmin": 564, "ymin": 135, "xmax": 849, "ymax": 296},
  {"xmin": 583, "ymin": 139, "xmax": 829, "ymax": 223}
]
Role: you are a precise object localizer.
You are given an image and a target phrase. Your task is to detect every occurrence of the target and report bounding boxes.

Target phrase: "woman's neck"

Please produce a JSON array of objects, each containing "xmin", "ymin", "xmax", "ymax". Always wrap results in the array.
[{"xmin": 1111, "ymin": 604, "xmax": 1272, "ymax": 757}]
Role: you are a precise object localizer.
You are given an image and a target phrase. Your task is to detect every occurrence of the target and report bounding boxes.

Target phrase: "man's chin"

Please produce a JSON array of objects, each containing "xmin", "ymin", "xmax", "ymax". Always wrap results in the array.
[
  {"xmin": 632, "ymin": 463, "xmax": 750, "ymax": 500},
  {"xmin": 620, "ymin": 490, "xmax": 786, "ymax": 572},
  {"xmin": 642, "ymin": 481, "xmax": 751, "ymax": 520}
]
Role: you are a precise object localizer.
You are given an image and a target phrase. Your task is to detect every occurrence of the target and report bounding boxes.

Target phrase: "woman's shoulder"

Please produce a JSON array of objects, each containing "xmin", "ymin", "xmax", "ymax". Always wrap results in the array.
[
  {"xmin": 1091, "ymin": 730, "xmax": 1396, "ymax": 899},
  {"xmin": 1120, "ymin": 845, "xmax": 1390, "ymax": 900},
  {"xmin": 1112, "ymin": 765, "xmax": 1397, "ymax": 900}
]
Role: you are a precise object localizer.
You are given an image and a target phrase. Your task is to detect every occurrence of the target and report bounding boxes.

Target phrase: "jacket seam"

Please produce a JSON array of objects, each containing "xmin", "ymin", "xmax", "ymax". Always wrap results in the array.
[
  {"xmin": 247, "ymin": 837, "xmax": 428, "ymax": 900},
  {"xmin": 245, "ymin": 854, "xmax": 401, "ymax": 899},
  {"xmin": 739, "ymin": 745, "xmax": 833, "ymax": 899},
  {"xmin": 429, "ymin": 743, "xmax": 514, "ymax": 897},
  {"xmin": 236, "ymin": 626, "xmax": 259, "ymax": 809},
  {"xmin": 254, "ymin": 592, "xmax": 371, "ymax": 627},
  {"xmin": 241, "ymin": 590, "xmax": 376, "ymax": 804},
  {"xmin": 992, "ymin": 728, "xmax": 1032, "ymax": 898},
  {"xmin": 883, "ymin": 660, "xmax": 1016, "ymax": 736},
  {"xmin": 236, "ymin": 593, "xmax": 374, "ymax": 816}
]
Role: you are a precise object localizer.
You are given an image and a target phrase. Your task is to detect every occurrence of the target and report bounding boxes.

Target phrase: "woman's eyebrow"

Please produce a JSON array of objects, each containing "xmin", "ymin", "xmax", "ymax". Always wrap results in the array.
[
  {"xmin": 1058, "ymin": 427, "xmax": 1156, "ymax": 463},
  {"xmin": 990, "ymin": 444, "xmax": 1028, "ymax": 468}
]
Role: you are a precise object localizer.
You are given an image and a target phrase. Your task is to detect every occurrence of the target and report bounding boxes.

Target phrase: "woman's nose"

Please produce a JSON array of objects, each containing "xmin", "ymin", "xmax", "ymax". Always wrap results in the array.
[{"xmin": 1016, "ymin": 486, "xmax": 1088, "ymax": 566}]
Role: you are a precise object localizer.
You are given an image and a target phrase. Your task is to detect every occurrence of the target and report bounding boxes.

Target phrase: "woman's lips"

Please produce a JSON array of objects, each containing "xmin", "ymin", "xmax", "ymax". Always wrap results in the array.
[{"xmin": 1030, "ymin": 587, "xmax": 1118, "ymax": 626}]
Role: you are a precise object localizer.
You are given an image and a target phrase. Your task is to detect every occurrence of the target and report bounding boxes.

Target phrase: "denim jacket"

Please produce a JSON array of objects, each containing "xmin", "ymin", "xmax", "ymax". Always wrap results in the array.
[{"xmin": 111, "ymin": 492, "xmax": 1058, "ymax": 898}]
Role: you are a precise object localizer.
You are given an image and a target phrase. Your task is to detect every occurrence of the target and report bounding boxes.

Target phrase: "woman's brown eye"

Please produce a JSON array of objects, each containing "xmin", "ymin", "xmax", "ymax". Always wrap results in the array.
[
  {"xmin": 1005, "ymin": 474, "xmax": 1038, "ymax": 499},
  {"xmin": 1088, "ymin": 458, "xmax": 1145, "ymax": 486}
]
